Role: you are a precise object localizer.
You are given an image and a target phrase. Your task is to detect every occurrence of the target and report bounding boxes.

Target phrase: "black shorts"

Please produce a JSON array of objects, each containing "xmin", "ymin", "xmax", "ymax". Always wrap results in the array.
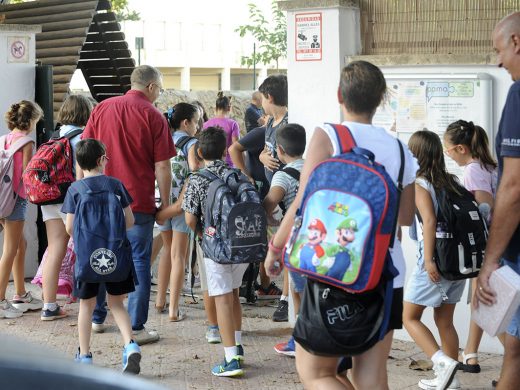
[
  {"xmin": 74, "ymin": 272, "xmax": 135, "ymax": 300},
  {"xmin": 388, "ymin": 287, "xmax": 404, "ymax": 331}
]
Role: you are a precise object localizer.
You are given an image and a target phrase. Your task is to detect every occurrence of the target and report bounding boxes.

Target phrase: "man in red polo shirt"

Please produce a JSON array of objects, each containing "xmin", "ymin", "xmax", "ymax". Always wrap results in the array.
[{"xmin": 82, "ymin": 65, "xmax": 176, "ymax": 344}]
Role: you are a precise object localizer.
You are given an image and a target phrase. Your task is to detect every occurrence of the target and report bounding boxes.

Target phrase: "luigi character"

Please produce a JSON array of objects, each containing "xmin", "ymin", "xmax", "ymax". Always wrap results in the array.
[
  {"xmin": 299, "ymin": 218, "xmax": 327, "ymax": 272},
  {"xmin": 324, "ymin": 218, "xmax": 357, "ymax": 280}
]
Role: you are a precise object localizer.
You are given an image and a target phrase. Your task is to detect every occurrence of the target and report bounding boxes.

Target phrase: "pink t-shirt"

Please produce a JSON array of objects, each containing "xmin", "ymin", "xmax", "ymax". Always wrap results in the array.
[
  {"xmin": 203, "ymin": 117, "xmax": 240, "ymax": 166},
  {"xmin": 463, "ymin": 161, "xmax": 498, "ymax": 198},
  {"xmin": 4, "ymin": 132, "xmax": 32, "ymax": 198}
]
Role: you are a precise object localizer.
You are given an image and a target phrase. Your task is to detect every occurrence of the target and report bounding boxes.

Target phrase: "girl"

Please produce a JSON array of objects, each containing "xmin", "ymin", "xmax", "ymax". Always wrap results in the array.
[
  {"xmin": 202, "ymin": 92, "xmax": 240, "ymax": 166},
  {"xmin": 264, "ymin": 61, "xmax": 418, "ymax": 390},
  {"xmin": 191, "ymin": 100, "xmax": 208, "ymax": 133},
  {"xmin": 443, "ymin": 119, "xmax": 501, "ymax": 374},
  {"xmin": 0, "ymin": 101, "xmax": 42, "ymax": 318},
  {"xmin": 40, "ymin": 95, "xmax": 93, "ymax": 321},
  {"xmin": 156, "ymin": 103, "xmax": 199, "ymax": 321},
  {"xmin": 404, "ymin": 130, "xmax": 467, "ymax": 390}
]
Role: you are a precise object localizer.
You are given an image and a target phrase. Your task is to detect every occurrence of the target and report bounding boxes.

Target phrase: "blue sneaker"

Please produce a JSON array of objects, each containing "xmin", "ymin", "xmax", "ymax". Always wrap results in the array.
[
  {"xmin": 74, "ymin": 349, "xmax": 93, "ymax": 364},
  {"xmin": 122, "ymin": 340, "xmax": 141, "ymax": 374},
  {"xmin": 211, "ymin": 357, "xmax": 243, "ymax": 377},
  {"xmin": 236, "ymin": 344, "xmax": 244, "ymax": 362},
  {"xmin": 41, "ymin": 305, "xmax": 67, "ymax": 321},
  {"xmin": 274, "ymin": 336, "xmax": 296, "ymax": 357}
]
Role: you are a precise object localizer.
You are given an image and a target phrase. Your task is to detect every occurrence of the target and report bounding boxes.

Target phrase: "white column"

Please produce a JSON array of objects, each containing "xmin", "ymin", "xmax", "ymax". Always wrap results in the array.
[
  {"xmin": 221, "ymin": 67, "xmax": 231, "ymax": 91},
  {"xmin": 257, "ymin": 67, "xmax": 268, "ymax": 89},
  {"xmin": 180, "ymin": 66, "xmax": 190, "ymax": 91}
]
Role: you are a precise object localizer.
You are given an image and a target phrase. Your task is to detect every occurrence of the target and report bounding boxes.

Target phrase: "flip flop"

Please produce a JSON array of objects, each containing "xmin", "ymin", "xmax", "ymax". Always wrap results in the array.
[
  {"xmin": 460, "ymin": 352, "xmax": 481, "ymax": 373},
  {"xmin": 169, "ymin": 309, "xmax": 186, "ymax": 322},
  {"xmin": 155, "ymin": 302, "xmax": 168, "ymax": 314}
]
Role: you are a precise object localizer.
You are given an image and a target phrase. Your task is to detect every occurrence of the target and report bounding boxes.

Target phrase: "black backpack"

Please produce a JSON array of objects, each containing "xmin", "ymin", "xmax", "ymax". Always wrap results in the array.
[{"xmin": 420, "ymin": 187, "xmax": 488, "ymax": 280}]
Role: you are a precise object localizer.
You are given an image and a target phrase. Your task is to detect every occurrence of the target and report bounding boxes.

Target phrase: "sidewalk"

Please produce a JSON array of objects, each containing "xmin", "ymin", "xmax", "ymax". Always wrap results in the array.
[{"xmin": 0, "ymin": 282, "xmax": 502, "ymax": 389}]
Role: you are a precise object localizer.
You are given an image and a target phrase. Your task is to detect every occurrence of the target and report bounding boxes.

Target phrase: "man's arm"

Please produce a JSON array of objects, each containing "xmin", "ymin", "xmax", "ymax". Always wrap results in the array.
[{"xmin": 155, "ymin": 159, "xmax": 172, "ymax": 208}]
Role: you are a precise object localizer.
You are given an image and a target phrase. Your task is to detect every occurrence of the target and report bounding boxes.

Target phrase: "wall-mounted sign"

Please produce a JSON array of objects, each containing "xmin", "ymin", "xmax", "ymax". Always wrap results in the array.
[
  {"xmin": 7, "ymin": 36, "xmax": 29, "ymax": 63},
  {"xmin": 295, "ymin": 12, "xmax": 322, "ymax": 61}
]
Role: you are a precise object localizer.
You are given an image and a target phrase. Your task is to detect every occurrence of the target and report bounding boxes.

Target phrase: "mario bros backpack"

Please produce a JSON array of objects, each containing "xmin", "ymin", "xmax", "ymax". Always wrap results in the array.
[{"xmin": 283, "ymin": 124, "xmax": 404, "ymax": 293}]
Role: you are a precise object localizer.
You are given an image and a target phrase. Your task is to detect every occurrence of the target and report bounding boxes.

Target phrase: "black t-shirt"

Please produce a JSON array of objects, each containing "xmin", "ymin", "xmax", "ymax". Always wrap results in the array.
[
  {"xmin": 238, "ymin": 126, "xmax": 269, "ymax": 199},
  {"xmin": 244, "ymin": 104, "xmax": 262, "ymax": 133},
  {"xmin": 264, "ymin": 112, "xmax": 288, "ymax": 183},
  {"xmin": 496, "ymin": 80, "xmax": 520, "ymax": 262}
]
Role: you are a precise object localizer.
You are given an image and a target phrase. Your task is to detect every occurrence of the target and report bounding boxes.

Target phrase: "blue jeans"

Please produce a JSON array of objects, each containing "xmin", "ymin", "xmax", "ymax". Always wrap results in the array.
[{"xmin": 92, "ymin": 212, "xmax": 155, "ymax": 330}]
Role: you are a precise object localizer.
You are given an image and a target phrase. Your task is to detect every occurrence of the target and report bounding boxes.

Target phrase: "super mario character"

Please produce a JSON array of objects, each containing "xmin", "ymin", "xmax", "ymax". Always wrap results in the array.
[
  {"xmin": 323, "ymin": 218, "xmax": 357, "ymax": 279},
  {"xmin": 299, "ymin": 218, "xmax": 327, "ymax": 272}
]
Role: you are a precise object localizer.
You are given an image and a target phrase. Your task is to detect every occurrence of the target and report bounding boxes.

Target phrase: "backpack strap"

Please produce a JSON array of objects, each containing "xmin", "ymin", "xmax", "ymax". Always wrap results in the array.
[
  {"xmin": 328, "ymin": 123, "xmax": 356, "ymax": 154},
  {"xmin": 51, "ymin": 128, "xmax": 83, "ymax": 141},
  {"xmin": 389, "ymin": 139, "xmax": 405, "ymax": 248},
  {"xmin": 281, "ymin": 167, "xmax": 300, "ymax": 182},
  {"xmin": 2, "ymin": 135, "xmax": 33, "ymax": 156},
  {"xmin": 175, "ymin": 136, "xmax": 196, "ymax": 154},
  {"xmin": 197, "ymin": 168, "xmax": 219, "ymax": 182}
]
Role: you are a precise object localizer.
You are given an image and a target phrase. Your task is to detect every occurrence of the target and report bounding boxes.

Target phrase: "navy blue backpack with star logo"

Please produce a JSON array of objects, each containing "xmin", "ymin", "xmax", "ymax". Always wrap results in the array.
[{"xmin": 73, "ymin": 178, "xmax": 134, "ymax": 284}]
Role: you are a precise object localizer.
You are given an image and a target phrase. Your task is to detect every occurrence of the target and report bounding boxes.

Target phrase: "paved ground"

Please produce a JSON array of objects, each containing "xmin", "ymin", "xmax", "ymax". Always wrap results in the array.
[{"xmin": 0, "ymin": 281, "xmax": 503, "ymax": 389}]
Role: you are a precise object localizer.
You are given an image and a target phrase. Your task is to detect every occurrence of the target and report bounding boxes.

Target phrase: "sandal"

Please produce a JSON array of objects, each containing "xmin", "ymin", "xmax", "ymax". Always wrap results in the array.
[
  {"xmin": 460, "ymin": 352, "xmax": 481, "ymax": 373},
  {"xmin": 169, "ymin": 309, "xmax": 186, "ymax": 322},
  {"xmin": 155, "ymin": 302, "xmax": 168, "ymax": 314}
]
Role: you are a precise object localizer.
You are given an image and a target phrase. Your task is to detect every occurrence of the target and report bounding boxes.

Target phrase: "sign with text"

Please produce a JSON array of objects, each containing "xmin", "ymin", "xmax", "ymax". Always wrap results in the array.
[{"xmin": 295, "ymin": 12, "xmax": 322, "ymax": 61}]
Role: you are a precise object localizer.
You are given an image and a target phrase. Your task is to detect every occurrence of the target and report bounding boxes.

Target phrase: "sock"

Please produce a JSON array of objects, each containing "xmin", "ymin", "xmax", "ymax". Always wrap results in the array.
[
  {"xmin": 208, "ymin": 325, "xmax": 219, "ymax": 330},
  {"xmin": 224, "ymin": 346, "xmax": 238, "ymax": 362},
  {"xmin": 280, "ymin": 295, "xmax": 288, "ymax": 302},
  {"xmin": 431, "ymin": 349, "xmax": 447, "ymax": 365},
  {"xmin": 43, "ymin": 302, "xmax": 58, "ymax": 311},
  {"xmin": 235, "ymin": 331, "xmax": 242, "ymax": 345}
]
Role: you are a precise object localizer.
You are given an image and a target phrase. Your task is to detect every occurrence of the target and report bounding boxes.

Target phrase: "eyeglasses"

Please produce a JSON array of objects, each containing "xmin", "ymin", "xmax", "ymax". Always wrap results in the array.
[
  {"xmin": 443, "ymin": 145, "xmax": 458, "ymax": 155},
  {"xmin": 147, "ymin": 83, "xmax": 164, "ymax": 95},
  {"xmin": 102, "ymin": 155, "xmax": 109, "ymax": 161}
]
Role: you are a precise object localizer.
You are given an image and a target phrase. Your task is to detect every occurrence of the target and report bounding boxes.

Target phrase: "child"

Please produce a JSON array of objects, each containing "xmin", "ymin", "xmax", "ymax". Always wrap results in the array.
[
  {"xmin": 62, "ymin": 139, "xmax": 141, "ymax": 374},
  {"xmin": 443, "ymin": 119, "xmax": 501, "ymax": 374},
  {"xmin": 0, "ymin": 101, "xmax": 42, "ymax": 319},
  {"xmin": 261, "ymin": 123, "xmax": 306, "ymax": 356},
  {"xmin": 202, "ymin": 92, "xmax": 240, "ymax": 167},
  {"xmin": 182, "ymin": 127, "xmax": 248, "ymax": 377},
  {"xmin": 404, "ymin": 130, "xmax": 466, "ymax": 390}
]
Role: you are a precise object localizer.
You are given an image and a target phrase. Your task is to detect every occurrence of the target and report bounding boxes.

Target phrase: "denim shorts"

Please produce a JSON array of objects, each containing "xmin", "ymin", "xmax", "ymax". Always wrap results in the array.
[
  {"xmin": 290, "ymin": 271, "xmax": 306, "ymax": 293},
  {"xmin": 6, "ymin": 197, "xmax": 28, "ymax": 221},
  {"xmin": 504, "ymin": 258, "xmax": 520, "ymax": 339},
  {"xmin": 158, "ymin": 214, "xmax": 190, "ymax": 234},
  {"xmin": 404, "ymin": 241, "xmax": 466, "ymax": 308}
]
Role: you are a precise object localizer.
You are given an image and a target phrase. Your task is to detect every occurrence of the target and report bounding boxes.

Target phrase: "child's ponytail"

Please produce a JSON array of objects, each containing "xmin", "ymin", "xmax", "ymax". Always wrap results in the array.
[{"xmin": 215, "ymin": 91, "xmax": 231, "ymax": 112}]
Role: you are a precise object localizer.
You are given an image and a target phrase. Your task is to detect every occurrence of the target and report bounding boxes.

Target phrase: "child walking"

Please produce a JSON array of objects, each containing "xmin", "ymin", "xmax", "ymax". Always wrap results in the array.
[
  {"xmin": 62, "ymin": 139, "xmax": 141, "ymax": 374},
  {"xmin": 404, "ymin": 130, "xmax": 467, "ymax": 390},
  {"xmin": 0, "ymin": 101, "xmax": 43, "ymax": 319},
  {"xmin": 182, "ymin": 127, "xmax": 248, "ymax": 377},
  {"xmin": 443, "ymin": 119, "xmax": 501, "ymax": 373}
]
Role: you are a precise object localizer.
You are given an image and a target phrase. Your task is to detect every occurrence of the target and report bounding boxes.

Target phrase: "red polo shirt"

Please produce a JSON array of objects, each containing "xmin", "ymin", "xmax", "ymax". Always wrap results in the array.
[{"xmin": 83, "ymin": 90, "xmax": 175, "ymax": 214}]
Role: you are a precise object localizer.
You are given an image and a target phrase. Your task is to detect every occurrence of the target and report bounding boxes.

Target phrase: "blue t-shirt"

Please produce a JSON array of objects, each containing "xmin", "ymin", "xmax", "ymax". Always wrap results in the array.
[
  {"xmin": 61, "ymin": 175, "xmax": 133, "ymax": 215},
  {"xmin": 496, "ymin": 80, "xmax": 520, "ymax": 262}
]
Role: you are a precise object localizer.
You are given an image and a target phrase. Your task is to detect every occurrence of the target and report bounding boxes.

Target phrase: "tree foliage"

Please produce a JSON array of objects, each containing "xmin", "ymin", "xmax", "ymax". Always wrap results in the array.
[{"xmin": 236, "ymin": 1, "xmax": 287, "ymax": 70}]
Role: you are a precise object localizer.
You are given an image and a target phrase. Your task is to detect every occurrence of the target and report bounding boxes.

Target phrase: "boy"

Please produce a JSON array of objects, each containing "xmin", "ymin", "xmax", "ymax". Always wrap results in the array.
[
  {"xmin": 262, "ymin": 123, "xmax": 306, "ymax": 355},
  {"xmin": 182, "ymin": 127, "xmax": 248, "ymax": 377},
  {"xmin": 62, "ymin": 139, "xmax": 141, "ymax": 374}
]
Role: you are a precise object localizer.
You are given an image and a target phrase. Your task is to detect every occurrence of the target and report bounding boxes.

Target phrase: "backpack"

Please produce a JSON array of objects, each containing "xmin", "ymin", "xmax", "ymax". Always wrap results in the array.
[
  {"xmin": 22, "ymin": 128, "xmax": 82, "ymax": 205},
  {"xmin": 0, "ymin": 134, "xmax": 33, "ymax": 219},
  {"xmin": 283, "ymin": 124, "xmax": 404, "ymax": 293},
  {"xmin": 73, "ymin": 177, "xmax": 134, "ymax": 283},
  {"xmin": 419, "ymin": 187, "xmax": 487, "ymax": 280},
  {"xmin": 170, "ymin": 135, "xmax": 195, "ymax": 202},
  {"xmin": 278, "ymin": 166, "xmax": 300, "ymax": 216},
  {"xmin": 199, "ymin": 168, "xmax": 268, "ymax": 264}
]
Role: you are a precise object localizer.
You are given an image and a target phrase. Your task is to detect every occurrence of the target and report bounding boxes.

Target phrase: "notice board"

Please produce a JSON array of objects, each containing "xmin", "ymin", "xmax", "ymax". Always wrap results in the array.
[{"xmin": 373, "ymin": 74, "xmax": 493, "ymax": 178}]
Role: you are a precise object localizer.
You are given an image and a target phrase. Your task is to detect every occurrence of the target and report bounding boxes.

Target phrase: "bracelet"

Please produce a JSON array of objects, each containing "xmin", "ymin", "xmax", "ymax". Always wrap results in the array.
[{"xmin": 269, "ymin": 238, "xmax": 283, "ymax": 254}]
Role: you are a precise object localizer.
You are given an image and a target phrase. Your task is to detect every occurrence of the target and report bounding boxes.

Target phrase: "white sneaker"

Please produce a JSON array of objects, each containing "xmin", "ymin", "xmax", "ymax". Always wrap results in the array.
[
  {"xmin": 419, "ymin": 375, "xmax": 461, "ymax": 390},
  {"xmin": 205, "ymin": 327, "xmax": 222, "ymax": 344},
  {"xmin": 11, "ymin": 291, "xmax": 43, "ymax": 312},
  {"xmin": 418, "ymin": 355, "xmax": 460, "ymax": 390},
  {"xmin": 132, "ymin": 327, "xmax": 160, "ymax": 345},
  {"xmin": 0, "ymin": 299, "xmax": 23, "ymax": 318},
  {"xmin": 92, "ymin": 322, "xmax": 107, "ymax": 333}
]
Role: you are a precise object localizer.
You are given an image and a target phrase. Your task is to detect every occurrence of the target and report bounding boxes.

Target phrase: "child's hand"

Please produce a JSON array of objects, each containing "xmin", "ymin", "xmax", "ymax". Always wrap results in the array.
[
  {"xmin": 425, "ymin": 260, "xmax": 441, "ymax": 283},
  {"xmin": 156, "ymin": 210, "xmax": 167, "ymax": 225},
  {"xmin": 260, "ymin": 149, "xmax": 280, "ymax": 171}
]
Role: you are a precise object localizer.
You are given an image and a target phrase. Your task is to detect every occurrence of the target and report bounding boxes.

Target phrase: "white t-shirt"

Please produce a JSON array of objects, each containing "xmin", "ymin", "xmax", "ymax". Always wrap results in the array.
[{"xmin": 321, "ymin": 121, "xmax": 419, "ymax": 288}]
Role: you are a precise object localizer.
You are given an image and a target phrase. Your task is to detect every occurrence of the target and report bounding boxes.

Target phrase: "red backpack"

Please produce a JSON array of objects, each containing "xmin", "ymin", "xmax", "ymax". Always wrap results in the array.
[{"xmin": 23, "ymin": 129, "xmax": 82, "ymax": 205}]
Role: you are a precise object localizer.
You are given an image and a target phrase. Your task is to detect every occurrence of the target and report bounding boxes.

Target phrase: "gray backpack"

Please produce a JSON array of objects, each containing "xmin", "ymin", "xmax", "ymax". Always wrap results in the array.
[
  {"xmin": 199, "ymin": 168, "xmax": 267, "ymax": 264},
  {"xmin": 0, "ymin": 135, "xmax": 33, "ymax": 218}
]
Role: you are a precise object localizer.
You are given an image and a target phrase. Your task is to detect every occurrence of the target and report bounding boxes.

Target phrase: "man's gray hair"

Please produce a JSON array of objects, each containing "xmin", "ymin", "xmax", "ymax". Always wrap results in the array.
[{"xmin": 130, "ymin": 65, "xmax": 162, "ymax": 87}]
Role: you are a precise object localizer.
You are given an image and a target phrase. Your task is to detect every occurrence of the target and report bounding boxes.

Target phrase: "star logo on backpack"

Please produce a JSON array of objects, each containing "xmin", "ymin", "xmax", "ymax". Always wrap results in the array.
[{"xmin": 90, "ymin": 248, "xmax": 117, "ymax": 275}]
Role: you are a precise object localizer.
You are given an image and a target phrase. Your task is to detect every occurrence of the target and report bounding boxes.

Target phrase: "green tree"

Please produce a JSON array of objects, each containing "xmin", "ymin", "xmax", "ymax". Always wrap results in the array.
[{"xmin": 236, "ymin": 1, "xmax": 287, "ymax": 70}]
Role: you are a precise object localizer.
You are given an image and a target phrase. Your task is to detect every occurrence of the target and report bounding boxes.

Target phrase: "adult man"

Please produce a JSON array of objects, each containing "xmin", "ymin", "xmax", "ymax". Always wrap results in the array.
[
  {"xmin": 476, "ymin": 12, "xmax": 520, "ymax": 390},
  {"xmin": 244, "ymin": 91, "xmax": 266, "ymax": 132},
  {"xmin": 82, "ymin": 65, "xmax": 176, "ymax": 344}
]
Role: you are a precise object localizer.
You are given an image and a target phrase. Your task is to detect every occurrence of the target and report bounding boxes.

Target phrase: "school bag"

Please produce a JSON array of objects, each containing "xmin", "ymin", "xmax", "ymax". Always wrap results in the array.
[
  {"xmin": 72, "ymin": 177, "xmax": 134, "ymax": 283},
  {"xmin": 283, "ymin": 124, "xmax": 404, "ymax": 293},
  {"xmin": 199, "ymin": 168, "xmax": 267, "ymax": 264},
  {"xmin": 22, "ymin": 128, "xmax": 82, "ymax": 205},
  {"xmin": 278, "ymin": 166, "xmax": 300, "ymax": 215},
  {"xmin": 0, "ymin": 134, "xmax": 33, "ymax": 219},
  {"xmin": 420, "ymin": 187, "xmax": 487, "ymax": 280},
  {"xmin": 170, "ymin": 135, "xmax": 195, "ymax": 202}
]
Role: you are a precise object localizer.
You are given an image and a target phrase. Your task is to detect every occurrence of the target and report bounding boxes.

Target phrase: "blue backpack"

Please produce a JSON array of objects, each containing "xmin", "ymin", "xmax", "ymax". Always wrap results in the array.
[
  {"xmin": 73, "ymin": 177, "xmax": 134, "ymax": 283},
  {"xmin": 284, "ymin": 124, "xmax": 404, "ymax": 293}
]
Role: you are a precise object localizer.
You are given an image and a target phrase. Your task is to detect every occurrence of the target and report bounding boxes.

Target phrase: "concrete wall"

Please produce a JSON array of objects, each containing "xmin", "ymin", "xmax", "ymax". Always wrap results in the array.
[{"xmin": 0, "ymin": 25, "xmax": 41, "ymax": 278}]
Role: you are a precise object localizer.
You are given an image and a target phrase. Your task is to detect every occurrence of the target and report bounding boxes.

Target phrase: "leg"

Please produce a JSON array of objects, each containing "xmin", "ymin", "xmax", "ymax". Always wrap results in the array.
[
  {"xmin": 464, "ymin": 278, "xmax": 483, "ymax": 365},
  {"xmin": 42, "ymin": 219, "xmax": 69, "ymax": 305},
  {"xmin": 295, "ymin": 343, "xmax": 345, "ymax": 390},
  {"xmin": 150, "ymin": 233, "xmax": 163, "ymax": 266},
  {"xmin": 259, "ymin": 262, "xmax": 270, "ymax": 289},
  {"xmin": 169, "ymin": 231, "xmax": 189, "ymax": 319},
  {"xmin": 12, "ymin": 236, "xmax": 27, "ymax": 296},
  {"xmin": 78, "ymin": 297, "xmax": 96, "ymax": 355},
  {"xmin": 203, "ymin": 290, "xmax": 218, "ymax": 326},
  {"xmin": 92, "ymin": 284, "xmax": 107, "ymax": 325},
  {"xmin": 433, "ymin": 304, "xmax": 459, "ymax": 360},
  {"xmin": 232, "ymin": 288, "xmax": 242, "ymax": 332},
  {"xmin": 107, "ymin": 293, "xmax": 133, "ymax": 345},
  {"xmin": 403, "ymin": 301, "xmax": 440, "ymax": 358},
  {"xmin": 126, "ymin": 213, "xmax": 154, "ymax": 330},
  {"xmin": 214, "ymin": 292, "xmax": 236, "ymax": 347},
  {"xmin": 0, "ymin": 220, "xmax": 24, "ymax": 300},
  {"xmin": 497, "ymin": 334, "xmax": 520, "ymax": 390},
  {"xmin": 155, "ymin": 230, "xmax": 172, "ymax": 310}
]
